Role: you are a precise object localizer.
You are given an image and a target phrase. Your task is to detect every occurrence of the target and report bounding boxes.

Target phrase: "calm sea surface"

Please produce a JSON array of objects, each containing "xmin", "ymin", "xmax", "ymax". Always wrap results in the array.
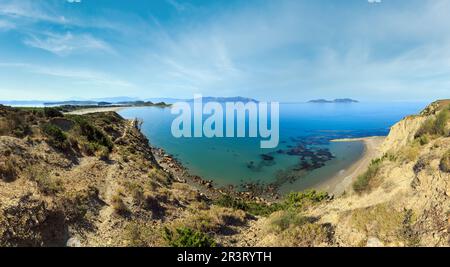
[{"xmin": 119, "ymin": 102, "xmax": 427, "ymax": 193}]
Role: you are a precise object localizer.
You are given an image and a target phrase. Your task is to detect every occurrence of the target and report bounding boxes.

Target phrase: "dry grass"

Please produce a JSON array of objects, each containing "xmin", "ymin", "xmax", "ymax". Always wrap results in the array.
[
  {"xmin": 172, "ymin": 183, "xmax": 202, "ymax": 202},
  {"xmin": 26, "ymin": 166, "xmax": 63, "ymax": 195},
  {"xmin": 148, "ymin": 168, "xmax": 171, "ymax": 186},
  {"xmin": 263, "ymin": 210, "xmax": 330, "ymax": 247},
  {"xmin": 349, "ymin": 203, "xmax": 418, "ymax": 245},
  {"xmin": 264, "ymin": 210, "xmax": 310, "ymax": 233},
  {"xmin": 96, "ymin": 146, "xmax": 110, "ymax": 161},
  {"xmin": 0, "ymin": 118, "xmax": 8, "ymax": 136},
  {"xmin": 399, "ymin": 144, "xmax": 421, "ymax": 163},
  {"xmin": 35, "ymin": 175, "xmax": 63, "ymax": 195},
  {"xmin": 440, "ymin": 150, "xmax": 450, "ymax": 173},
  {"xmin": 174, "ymin": 206, "xmax": 247, "ymax": 235},
  {"xmin": 122, "ymin": 222, "xmax": 163, "ymax": 247},
  {"xmin": 275, "ymin": 223, "xmax": 330, "ymax": 247},
  {"xmin": 123, "ymin": 180, "xmax": 167, "ymax": 217},
  {"xmin": 111, "ymin": 193, "xmax": 129, "ymax": 216},
  {"xmin": 0, "ymin": 157, "xmax": 17, "ymax": 182}
]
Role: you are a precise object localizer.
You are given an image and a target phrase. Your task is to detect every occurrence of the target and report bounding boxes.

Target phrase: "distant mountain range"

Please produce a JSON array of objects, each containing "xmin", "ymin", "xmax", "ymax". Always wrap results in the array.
[
  {"xmin": 0, "ymin": 96, "xmax": 259, "ymax": 107},
  {"xmin": 308, "ymin": 98, "xmax": 359, "ymax": 103}
]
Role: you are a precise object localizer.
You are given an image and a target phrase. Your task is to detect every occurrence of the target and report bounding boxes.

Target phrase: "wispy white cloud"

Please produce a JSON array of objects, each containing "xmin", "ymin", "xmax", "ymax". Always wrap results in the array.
[
  {"xmin": 0, "ymin": 19, "xmax": 14, "ymax": 30},
  {"xmin": 0, "ymin": 62, "xmax": 133, "ymax": 88},
  {"xmin": 23, "ymin": 32, "xmax": 115, "ymax": 56},
  {"xmin": 0, "ymin": 0, "xmax": 69, "ymax": 24},
  {"xmin": 132, "ymin": 0, "xmax": 450, "ymax": 101},
  {"xmin": 166, "ymin": 0, "xmax": 186, "ymax": 12}
]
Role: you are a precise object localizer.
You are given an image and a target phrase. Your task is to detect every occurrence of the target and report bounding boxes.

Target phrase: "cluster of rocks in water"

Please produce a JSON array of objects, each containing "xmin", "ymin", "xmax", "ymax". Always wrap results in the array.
[
  {"xmin": 243, "ymin": 135, "xmax": 337, "ymax": 194},
  {"xmin": 154, "ymin": 130, "xmax": 386, "ymax": 200},
  {"xmin": 153, "ymin": 147, "xmax": 275, "ymax": 202}
]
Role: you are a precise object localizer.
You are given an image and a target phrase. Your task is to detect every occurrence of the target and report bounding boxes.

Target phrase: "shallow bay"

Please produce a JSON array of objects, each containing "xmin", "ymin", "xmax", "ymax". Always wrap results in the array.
[{"xmin": 119, "ymin": 101, "xmax": 426, "ymax": 193}]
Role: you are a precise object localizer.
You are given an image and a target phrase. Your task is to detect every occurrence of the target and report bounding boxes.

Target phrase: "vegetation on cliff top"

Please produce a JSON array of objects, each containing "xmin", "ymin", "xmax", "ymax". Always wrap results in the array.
[
  {"xmin": 163, "ymin": 227, "xmax": 216, "ymax": 247},
  {"xmin": 415, "ymin": 104, "xmax": 450, "ymax": 139},
  {"xmin": 214, "ymin": 189, "xmax": 329, "ymax": 216}
]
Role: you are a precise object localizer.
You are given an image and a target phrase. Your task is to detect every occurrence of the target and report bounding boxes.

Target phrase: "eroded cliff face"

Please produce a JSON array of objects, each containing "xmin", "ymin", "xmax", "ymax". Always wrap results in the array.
[
  {"xmin": 381, "ymin": 100, "xmax": 450, "ymax": 154},
  {"xmin": 380, "ymin": 115, "xmax": 426, "ymax": 154},
  {"xmin": 305, "ymin": 100, "xmax": 450, "ymax": 247}
]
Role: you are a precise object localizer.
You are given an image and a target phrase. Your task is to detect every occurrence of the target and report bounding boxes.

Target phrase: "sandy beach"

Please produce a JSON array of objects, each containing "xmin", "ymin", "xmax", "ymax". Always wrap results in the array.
[
  {"xmin": 65, "ymin": 107, "xmax": 125, "ymax": 115},
  {"xmin": 316, "ymin": 136, "xmax": 385, "ymax": 196}
]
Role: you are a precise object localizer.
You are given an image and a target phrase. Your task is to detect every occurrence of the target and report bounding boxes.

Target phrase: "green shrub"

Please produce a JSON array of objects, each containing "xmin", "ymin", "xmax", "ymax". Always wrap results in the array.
[
  {"xmin": 417, "ymin": 134, "xmax": 430, "ymax": 146},
  {"xmin": 44, "ymin": 107, "xmax": 63, "ymax": 118},
  {"xmin": 215, "ymin": 190, "xmax": 329, "ymax": 216},
  {"xmin": 163, "ymin": 227, "xmax": 216, "ymax": 247},
  {"xmin": 5, "ymin": 112, "xmax": 31, "ymax": 137},
  {"xmin": 266, "ymin": 210, "xmax": 310, "ymax": 233},
  {"xmin": 123, "ymin": 222, "xmax": 160, "ymax": 247},
  {"xmin": 399, "ymin": 209, "xmax": 420, "ymax": 247},
  {"xmin": 415, "ymin": 118, "xmax": 434, "ymax": 138},
  {"xmin": 284, "ymin": 190, "xmax": 329, "ymax": 209},
  {"xmin": 97, "ymin": 146, "xmax": 110, "ymax": 161},
  {"xmin": 440, "ymin": 150, "xmax": 450, "ymax": 173},
  {"xmin": 81, "ymin": 142, "xmax": 97, "ymax": 156},
  {"xmin": 33, "ymin": 173, "xmax": 63, "ymax": 195},
  {"xmin": 353, "ymin": 159, "xmax": 382, "ymax": 194},
  {"xmin": 71, "ymin": 116, "xmax": 113, "ymax": 152},
  {"xmin": 61, "ymin": 189, "xmax": 98, "ymax": 223},
  {"xmin": 214, "ymin": 195, "xmax": 280, "ymax": 216},
  {"xmin": 435, "ymin": 109, "xmax": 449, "ymax": 136},
  {"xmin": 42, "ymin": 123, "xmax": 67, "ymax": 145},
  {"xmin": 381, "ymin": 152, "xmax": 397, "ymax": 162},
  {"xmin": 415, "ymin": 109, "xmax": 449, "ymax": 138}
]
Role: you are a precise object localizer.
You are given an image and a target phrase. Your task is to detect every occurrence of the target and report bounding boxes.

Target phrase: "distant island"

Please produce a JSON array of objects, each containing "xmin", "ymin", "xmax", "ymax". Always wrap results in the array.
[{"xmin": 308, "ymin": 98, "xmax": 359, "ymax": 103}]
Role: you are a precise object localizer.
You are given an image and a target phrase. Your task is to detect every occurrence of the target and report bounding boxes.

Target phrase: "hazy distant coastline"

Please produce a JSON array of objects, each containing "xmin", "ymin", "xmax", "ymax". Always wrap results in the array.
[
  {"xmin": 0, "ymin": 96, "xmax": 259, "ymax": 107},
  {"xmin": 308, "ymin": 98, "xmax": 359, "ymax": 103}
]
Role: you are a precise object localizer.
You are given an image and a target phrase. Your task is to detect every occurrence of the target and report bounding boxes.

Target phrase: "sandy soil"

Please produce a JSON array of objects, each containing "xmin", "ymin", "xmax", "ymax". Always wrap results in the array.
[
  {"xmin": 65, "ymin": 107, "xmax": 125, "ymax": 115},
  {"xmin": 316, "ymin": 136, "xmax": 385, "ymax": 196}
]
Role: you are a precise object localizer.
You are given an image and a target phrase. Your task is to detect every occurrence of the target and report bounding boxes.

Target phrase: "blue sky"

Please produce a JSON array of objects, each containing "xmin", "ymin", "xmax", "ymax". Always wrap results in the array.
[{"xmin": 0, "ymin": 0, "xmax": 449, "ymax": 102}]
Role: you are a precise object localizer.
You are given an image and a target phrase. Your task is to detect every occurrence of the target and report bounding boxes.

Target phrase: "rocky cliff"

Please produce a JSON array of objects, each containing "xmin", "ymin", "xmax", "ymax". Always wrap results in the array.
[
  {"xmin": 308, "ymin": 100, "xmax": 450, "ymax": 246},
  {"xmin": 0, "ymin": 106, "xmax": 247, "ymax": 247}
]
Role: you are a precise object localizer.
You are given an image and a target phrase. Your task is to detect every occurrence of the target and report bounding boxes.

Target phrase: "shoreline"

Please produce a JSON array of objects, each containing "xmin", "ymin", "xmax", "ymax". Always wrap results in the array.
[
  {"xmin": 69, "ymin": 108, "xmax": 385, "ymax": 200},
  {"xmin": 65, "ymin": 108, "xmax": 259, "ymax": 201},
  {"xmin": 65, "ymin": 106, "xmax": 126, "ymax": 115},
  {"xmin": 151, "ymin": 145, "xmax": 275, "ymax": 203},
  {"xmin": 315, "ymin": 136, "xmax": 385, "ymax": 196}
]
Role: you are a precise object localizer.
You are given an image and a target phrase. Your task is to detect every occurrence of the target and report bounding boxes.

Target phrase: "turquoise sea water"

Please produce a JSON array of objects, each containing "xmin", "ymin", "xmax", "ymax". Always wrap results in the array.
[{"xmin": 119, "ymin": 102, "xmax": 427, "ymax": 193}]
